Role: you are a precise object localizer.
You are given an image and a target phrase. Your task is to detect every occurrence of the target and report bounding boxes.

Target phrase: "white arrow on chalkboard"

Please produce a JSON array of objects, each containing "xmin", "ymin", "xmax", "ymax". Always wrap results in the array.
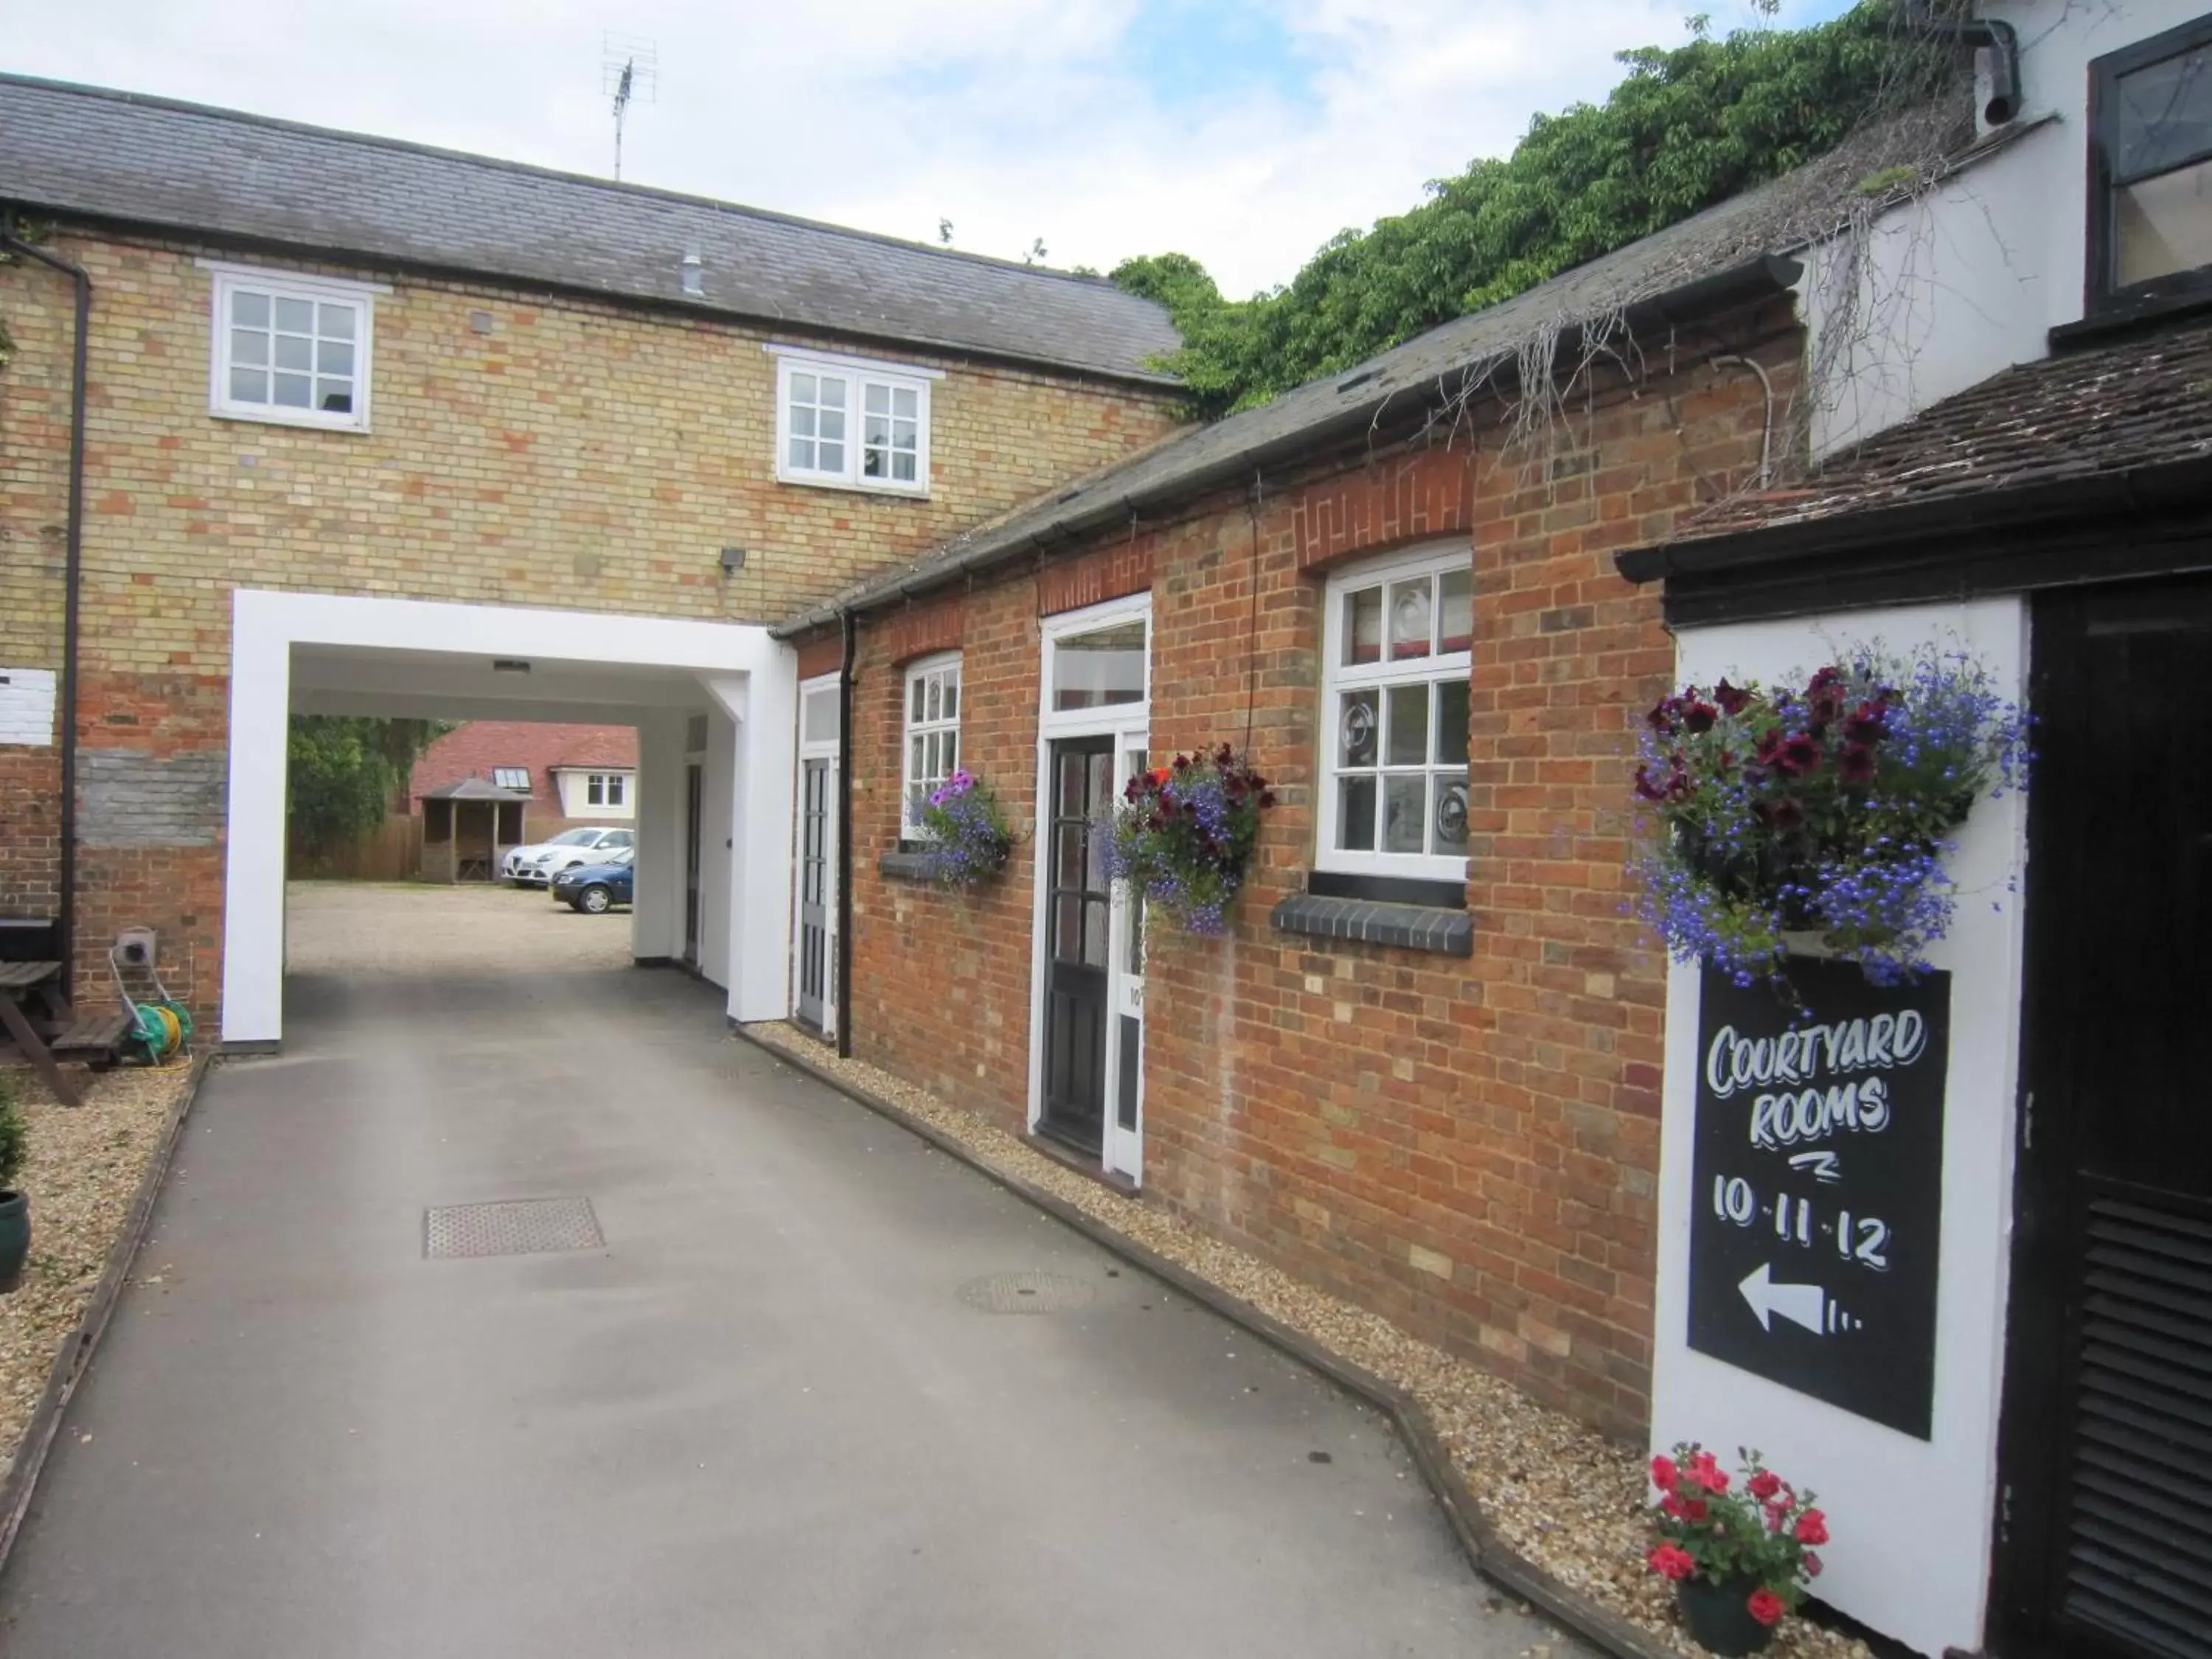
[{"xmin": 1739, "ymin": 1262, "xmax": 1830, "ymax": 1335}]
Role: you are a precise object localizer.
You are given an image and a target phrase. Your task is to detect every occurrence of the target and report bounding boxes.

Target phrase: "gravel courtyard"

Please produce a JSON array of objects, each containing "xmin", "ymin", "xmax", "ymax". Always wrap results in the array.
[{"xmin": 283, "ymin": 879, "xmax": 635, "ymax": 978}]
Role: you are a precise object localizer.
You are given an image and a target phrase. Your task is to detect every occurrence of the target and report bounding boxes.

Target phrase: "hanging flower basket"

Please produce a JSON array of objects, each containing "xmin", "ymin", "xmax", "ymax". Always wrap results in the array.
[
  {"xmin": 1105, "ymin": 745, "xmax": 1276, "ymax": 936},
  {"xmin": 1630, "ymin": 647, "xmax": 2030, "ymax": 989},
  {"xmin": 915, "ymin": 770, "xmax": 1015, "ymax": 888}
]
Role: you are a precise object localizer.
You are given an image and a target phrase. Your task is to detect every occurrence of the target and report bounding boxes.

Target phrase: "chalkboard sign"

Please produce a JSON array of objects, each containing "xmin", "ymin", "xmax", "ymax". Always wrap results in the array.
[{"xmin": 1687, "ymin": 958, "xmax": 1950, "ymax": 1439}]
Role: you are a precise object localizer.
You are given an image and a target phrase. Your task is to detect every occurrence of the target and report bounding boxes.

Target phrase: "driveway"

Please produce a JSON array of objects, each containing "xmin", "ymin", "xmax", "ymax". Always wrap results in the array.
[{"xmin": 0, "ymin": 885, "xmax": 1579, "ymax": 1658}]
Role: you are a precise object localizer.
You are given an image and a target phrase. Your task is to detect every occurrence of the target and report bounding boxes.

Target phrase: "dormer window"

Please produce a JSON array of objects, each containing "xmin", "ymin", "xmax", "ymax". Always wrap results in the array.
[{"xmin": 2090, "ymin": 15, "xmax": 2212, "ymax": 315}]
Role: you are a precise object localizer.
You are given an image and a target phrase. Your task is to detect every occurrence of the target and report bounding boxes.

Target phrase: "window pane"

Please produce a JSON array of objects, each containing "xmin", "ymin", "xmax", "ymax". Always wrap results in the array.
[
  {"xmin": 818, "ymin": 440, "xmax": 845, "ymax": 472},
  {"xmin": 1439, "ymin": 567, "xmax": 1472, "ymax": 654},
  {"xmin": 910, "ymin": 677, "xmax": 925, "ymax": 722},
  {"xmin": 229, "ymin": 365, "xmax": 268, "ymax": 403},
  {"xmin": 317, "ymin": 382, "xmax": 353, "ymax": 414},
  {"xmin": 1055, "ymin": 893, "xmax": 1084, "ymax": 961},
  {"xmin": 588, "ymin": 777, "xmax": 604, "ymax": 804},
  {"xmin": 1084, "ymin": 900, "xmax": 1111, "ymax": 969},
  {"xmin": 230, "ymin": 289, "xmax": 271, "ymax": 328},
  {"xmin": 925, "ymin": 731, "xmax": 941, "ymax": 779},
  {"xmin": 231, "ymin": 329, "xmax": 268, "ymax": 368},
  {"xmin": 865, "ymin": 412, "xmax": 890, "ymax": 449},
  {"xmin": 274, "ymin": 296, "xmax": 315, "ymax": 333},
  {"xmin": 894, "ymin": 386, "xmax": 918, "ymax": 418},
  {"xmin": 892, "ymin": 417, "xmax": 917, "ymax": 448},
  {"xmin": 2115, "ymin": 46, "xmax": 2212, "ymax": 180},
  {"xmin": 925, "ymin": 675, "xmax": 941, "ymax": 722},
  {"xmin": 893, "ymin": 451, "xmax": 917, "ymax": 482},
  {"xmin": 1056, "ymin": 823, "xmax": 1084, "ymax": 886},
  {"xmin": 1343, "ymin": 586, "xmax": 1382, "ymax": 666},
  {"xmin": 865, "ymin": 383, "xmax": 890, "ymax": 414},
  {"xmin": 319, "ymin": 302, "xmax": 356, "ymax": 341},
  {"xmin": 1051, "ymin": 619, "xmax": 1146, "ymax": 710},
  {"xmin": 1337, "ymin": 775, "xmax": 1377, "ymax": 852},
  {"xmin": 2116, "ymin": 157, "xmax": 2212, "ymax": 287},
  {"xmin": 942, "ymin": 677, "xmax": 958, "ymax": 719},
  {"xmin": 1385, "ymin": 684, "xmax": 1428, "ymax": 766},
  {"xmin": 944, "ymin": 731, "xmax": 956, "ymax": 773},
  {"xmin": 909, "ymin": 734, "xmax": 925, "ymax": 787},
  {"xmin": 1434, "ymin": 679, "xmax": 1471, "ymax": 765},
  {"xmin": 863, "ymin": 449, "xmax": 886, "ymax": 479},
  {"xmin": 317, "ymin": 339, "xmax": 354, "ymax": 375},
  {"xmin": 789, "ymin": 435, "xmax": 815, "ymax": 470},
  {"xmin": 610, "ymin": 776, "xmax": 625, "ymax": 805},
  {"xmin": 1388, "ymin": 578, "xmax": 1433, "ymax": 660},
  {"xmin": 273, "ymin": 372, "xmax": 312, "ymax": 408},
  {"xmin": 1338, "ymin": 689, "xmax": 1378, "ymax": 768},
  {"xmin": 274, "ymin": 333, "xmax": 313, "ymax": 371},
  {"xmin": 818, "ymin": 376, "xmax": 847, "ymax": 408},
  {"xmin": 1432, "ymin": 771, "xmax": 1470, "ymax": 852},
  {"xmin": 793, "ymin": 372, "xmax": 818, "ymax": 404},
  {"xmin": 1384, "ymin": 774, "xmax": 1426, "ymax": 853}
]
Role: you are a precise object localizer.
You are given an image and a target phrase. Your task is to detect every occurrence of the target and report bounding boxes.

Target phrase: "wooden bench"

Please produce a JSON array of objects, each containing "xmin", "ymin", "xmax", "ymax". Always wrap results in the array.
[{"xmin": 0, "ymin": 961, "xmax": 82, "ymax": 1106}]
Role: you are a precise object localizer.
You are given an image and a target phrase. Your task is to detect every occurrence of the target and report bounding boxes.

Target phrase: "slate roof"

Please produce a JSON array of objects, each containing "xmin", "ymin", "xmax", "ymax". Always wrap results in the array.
[
  {"xmin": 778, "ymin": 96, "xmax": 1991, "ymax": 635},
  {"xmin": 418, "ymin": 778, "xmax": 531, "ymax": 802},
  {"xmin": 0, "ymin": 74, "xmax": 1180, "ymax": 383},
  {"xmin": 1669, "ymin": 319, "xmax": 2212, "ymax": 546}
]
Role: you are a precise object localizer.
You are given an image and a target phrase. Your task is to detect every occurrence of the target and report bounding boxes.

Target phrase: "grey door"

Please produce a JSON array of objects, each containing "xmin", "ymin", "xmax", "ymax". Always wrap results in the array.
[
  {"xmin": 796, "ymin": 757, "xmax": 832, "ymax": 1032},
  {"xmin": 1039, "ymin": 737, "xmax": 1114, "ymax": 1154}
]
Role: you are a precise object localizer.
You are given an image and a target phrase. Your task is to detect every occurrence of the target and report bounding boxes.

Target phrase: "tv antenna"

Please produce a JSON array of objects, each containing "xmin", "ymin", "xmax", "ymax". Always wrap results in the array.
[{"xmin": 602, "ymin": 34, "xmax": 658, "ymax": 181}]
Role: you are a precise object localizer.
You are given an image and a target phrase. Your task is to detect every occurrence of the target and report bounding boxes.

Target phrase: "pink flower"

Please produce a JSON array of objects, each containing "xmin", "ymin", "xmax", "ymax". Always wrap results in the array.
[
  {"xmin": 1804, "ymin": 1552, "xmax": 1823, "ymax": 1579},
  {"xmin": 1647, "ymin": 1544, "xmax": 1696, "ymax": 1582},
  {"xmin": 1795, "ymin": 1510, "xmax": 1829, "ymax": 1547},
  {"xmin": 1650, "ymin": 1455, "xmax": 1678, "ymax": 1492},
  {"xmin": 1747, "ymin": 1588, "xmax": 1786, "ymax": 1627},
  {"xmin": 1747, "ymin": 1470, "xmax": 1781, "ymax": 1502}
]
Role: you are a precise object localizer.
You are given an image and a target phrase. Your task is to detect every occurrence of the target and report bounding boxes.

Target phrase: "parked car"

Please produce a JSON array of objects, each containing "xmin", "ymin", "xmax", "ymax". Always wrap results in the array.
[
  {"xmin": 502, "ymin": 827, "xmax": 633, "ymax": 887},
  {"xmin": 552, "ymin": 846, "xmax": 634, "ymax": 914}
]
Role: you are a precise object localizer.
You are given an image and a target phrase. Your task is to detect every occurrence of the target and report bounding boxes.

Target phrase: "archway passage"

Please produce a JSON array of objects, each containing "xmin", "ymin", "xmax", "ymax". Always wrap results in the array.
[{"xmin": 222, "ymin": 590, "xmax": 796, "ymax": 1050}]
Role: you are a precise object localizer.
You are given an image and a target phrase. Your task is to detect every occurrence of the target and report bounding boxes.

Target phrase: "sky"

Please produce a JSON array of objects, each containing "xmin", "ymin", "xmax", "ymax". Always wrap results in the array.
[{"xmin": 7, "ymin": 0, "xmax": 1855, "ymax": 297}]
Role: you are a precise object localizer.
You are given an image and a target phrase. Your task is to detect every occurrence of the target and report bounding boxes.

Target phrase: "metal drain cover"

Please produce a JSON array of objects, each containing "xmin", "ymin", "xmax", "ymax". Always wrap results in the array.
[
  {"xmin": 425, "ymin": 1197, "xmax": 604, "ymax": 1260},
  {"xmin": 957, "ymin": 1271, "xmax": 1097, "ymax": 1313}
]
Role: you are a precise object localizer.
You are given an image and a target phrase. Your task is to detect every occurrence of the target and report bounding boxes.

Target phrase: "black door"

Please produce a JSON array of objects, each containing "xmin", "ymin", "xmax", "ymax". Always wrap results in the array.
[
  {"xmin": 684, "ymin": 763, "xmax": 703, "ymax": 967},
  {"xmin": 1994, "ymin": 578, "xmax": 2212, "ymax": 1659},
  {"xmin": 1040, "ymin": 737, "xmax": 1114, "ymax": 1155}
]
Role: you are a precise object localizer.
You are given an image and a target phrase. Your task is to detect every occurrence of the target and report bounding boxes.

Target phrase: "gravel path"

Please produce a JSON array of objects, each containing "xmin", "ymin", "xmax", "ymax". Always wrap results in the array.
[
  {"xmin": 0, "ymin": 1063, "xmax": 193, "ymax": 1484},
  {"xmin": 285, "ymin": 880, "xmax": 633, "ymax": 977},
  {"xmin": 745, "ymin": 1022, "xmax": 1876, "ymax": 1659}
]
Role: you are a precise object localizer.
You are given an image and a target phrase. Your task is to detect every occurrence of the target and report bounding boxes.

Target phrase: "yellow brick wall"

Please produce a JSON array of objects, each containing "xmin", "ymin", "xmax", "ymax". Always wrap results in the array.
[{"xmin": 0, "ymin": 225, "xmax": 1186, "ymax": 679}]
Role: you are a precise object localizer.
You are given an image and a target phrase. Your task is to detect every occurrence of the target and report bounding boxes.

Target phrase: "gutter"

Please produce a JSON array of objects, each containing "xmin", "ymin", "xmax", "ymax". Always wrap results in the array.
[
  {"xmin": 1, "ymin": 218, "xmax": 91, "ymax": 993},
  {"xmin": 775, "ymin": 253, "xmax": 1803, "ymax": 639}
]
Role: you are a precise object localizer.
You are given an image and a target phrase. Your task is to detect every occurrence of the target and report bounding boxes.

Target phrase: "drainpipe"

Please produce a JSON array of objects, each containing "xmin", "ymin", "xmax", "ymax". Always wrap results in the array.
[
  {"xmin": 835, "ymin": 607, "xmax": 855, "ymax": 1059},
  {"xmin": 1, "ymin": 220, "xmax": 91, "ymax": 995},
  {"xmin": 1905, "ymin": 1, "xmax": 2020, "ymax": 128}
]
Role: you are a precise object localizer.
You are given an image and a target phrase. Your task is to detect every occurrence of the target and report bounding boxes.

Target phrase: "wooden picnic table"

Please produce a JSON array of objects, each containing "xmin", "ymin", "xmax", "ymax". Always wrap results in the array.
[{"xmin": 0, "ymin": 961, "xmax": 128, "ymax": 1107}]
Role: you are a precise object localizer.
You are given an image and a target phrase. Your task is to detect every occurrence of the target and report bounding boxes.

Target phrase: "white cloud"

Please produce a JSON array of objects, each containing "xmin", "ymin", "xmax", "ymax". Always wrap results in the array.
[{"xmin": 6, "ymin": 0, "xmax": 1839, "ymax": 295}]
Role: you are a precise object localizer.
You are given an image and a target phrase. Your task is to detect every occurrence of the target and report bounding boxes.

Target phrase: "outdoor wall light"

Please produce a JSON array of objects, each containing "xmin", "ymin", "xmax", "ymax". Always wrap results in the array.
[
  {"xmin": 491, "ymin": 658, "xmax": 532, "ymax": 673},
  {"xmin": 720, "ymin": 546, "xmax": 747, "ymax": 574}
]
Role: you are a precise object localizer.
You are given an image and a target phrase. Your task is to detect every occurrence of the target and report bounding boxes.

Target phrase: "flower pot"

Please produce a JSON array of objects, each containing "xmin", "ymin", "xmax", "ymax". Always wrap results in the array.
[
  {"xmin": 1676, "ymin": 1574, "xmax": 1777, "ymax": 1657},
  {"xmin": 0, "ymin": 1191, "xmax": 29, "ymax": 1295}
]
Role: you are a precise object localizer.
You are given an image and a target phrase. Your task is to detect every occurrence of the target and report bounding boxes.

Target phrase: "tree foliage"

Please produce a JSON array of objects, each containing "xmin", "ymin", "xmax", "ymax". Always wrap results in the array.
[
  {"xmin": 1113, "ymin": 3, "xmax": 1916, "ymax": 417},
  {"xmin": 287, "ymin": 716, "xmax": 443, "ymax": 854}
]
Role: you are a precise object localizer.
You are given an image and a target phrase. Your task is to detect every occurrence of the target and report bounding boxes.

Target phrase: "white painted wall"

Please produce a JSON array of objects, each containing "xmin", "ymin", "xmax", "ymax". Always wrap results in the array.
[
  {"xmin": 1650, "ymin": 598, "xmax": 2030, "ymax": 1659},
  {"xmin": 632, "ymin": 709, "xmax": 686, "ymax": 964},
  {"xmin": 1805, "ymin": 0, "xmax": 2207, "ymax": 456},
  {"xmin": 223, "ymin": 589, "xmax": 794, "ymax": 1046},
  {"xmin": 551, "ymin": 768, "xmax": 637, "ymax": 820}
]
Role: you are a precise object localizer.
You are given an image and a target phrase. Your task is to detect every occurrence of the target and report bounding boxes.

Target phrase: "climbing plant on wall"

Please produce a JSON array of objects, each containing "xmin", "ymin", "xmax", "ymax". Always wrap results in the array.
[{"xmin": 1112, "ymin": 1, "xmax": 1953, "ymax": 418}]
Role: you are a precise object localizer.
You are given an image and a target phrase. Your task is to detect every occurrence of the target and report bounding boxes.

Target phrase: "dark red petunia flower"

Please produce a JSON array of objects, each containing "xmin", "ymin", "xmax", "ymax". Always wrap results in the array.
[
  {"xmin": 1842, "ymin": 701, "xmax": 1889, "ymax": 745},
  {"xmin": 1680, "ymin": 700, "xmax": 1719, "ymax": 734},
  {"xmin": 1753, "ymin": 796, "xmax": 1808, "ymax": 834},
  {"xmin": 1778, "ymin": 733, "xmax": 1823, "ymax": 776},
  {"xmin": 1754, "ymin": 729, "xmax": 1789, "ymax": 770},
  {"xmin": 1713, "ymin": 678, "xmax": 1752, "ymax": 716},
  {"xmin": 1837, "ymin": 742, "xmax": 1877, "ymax": 785}
]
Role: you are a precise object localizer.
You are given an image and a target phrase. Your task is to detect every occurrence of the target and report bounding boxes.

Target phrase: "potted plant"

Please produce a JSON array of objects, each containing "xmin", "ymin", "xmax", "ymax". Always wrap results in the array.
[
  {"xmin": 1104, "ymin": 744, "xmax": 1276, "ymax": 935},
  {"xmin": 1630, "ymin": 647, "xmax": 2030, "ymax": 990},
  {"xmin": 1647, "ymin": 1444, "xmax": 1827, "ymax": 1655},
  {"xmin": 916, "ymin": 769, "xmax": 1015, "ymax": 888},
  {"xmin": 0, "ymin": 1078, "xmax": 27, "ymax": 1294}
]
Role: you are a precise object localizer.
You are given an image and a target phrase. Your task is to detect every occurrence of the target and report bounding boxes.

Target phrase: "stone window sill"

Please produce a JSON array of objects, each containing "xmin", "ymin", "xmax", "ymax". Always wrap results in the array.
[
  {"xmin": 1269, "ymin": 892, "xmax": 1472, "ymax": 957},
  {"xmin": 878, "ymin": 849, "xmax": 939, "ymax": 883}
]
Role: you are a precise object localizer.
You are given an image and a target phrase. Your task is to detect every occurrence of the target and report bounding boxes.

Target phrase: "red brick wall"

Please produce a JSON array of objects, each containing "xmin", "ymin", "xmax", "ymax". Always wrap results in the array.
[{"xmin": 840, "ymin": 307, "xmax": 1799, "ymax": 1435}]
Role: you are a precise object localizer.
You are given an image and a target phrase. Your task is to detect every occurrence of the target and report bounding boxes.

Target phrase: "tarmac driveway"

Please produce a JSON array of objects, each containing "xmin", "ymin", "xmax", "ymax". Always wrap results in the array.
[{"xmin": 0, "ymin": 885, "xmax": 1578, "ymax": 1658}]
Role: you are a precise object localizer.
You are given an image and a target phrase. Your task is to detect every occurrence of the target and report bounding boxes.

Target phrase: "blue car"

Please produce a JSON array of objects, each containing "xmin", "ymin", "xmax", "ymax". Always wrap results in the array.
[{"xmin": 550, "ymin": 846, "xmax": 634, "ymax": 914}]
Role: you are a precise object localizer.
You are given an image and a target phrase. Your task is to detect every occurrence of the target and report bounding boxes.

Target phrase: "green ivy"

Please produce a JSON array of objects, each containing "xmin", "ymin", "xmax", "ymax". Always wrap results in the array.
[
  {"xmin": 288, "ymin": 716, "xmax": 445, "ymax": 857},
  {"xmin": 1113, "ymin": 3, "xmax": 1927, "ymax": 418}
]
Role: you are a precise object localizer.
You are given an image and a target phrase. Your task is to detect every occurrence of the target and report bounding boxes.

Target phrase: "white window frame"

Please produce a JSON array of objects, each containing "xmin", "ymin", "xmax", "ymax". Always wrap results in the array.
[
  {"xmin": 200, "ymin": 260, "xmax": 384, "ymax": 432},
  {"xmin": 767, "ymin": 344, "xmax": 939, "ymax": 498},
  {"xmin": 586, "ymin": 772, "xmax": 628, "ymax": 808},
  {"xmin": 1315, "ymin": 541, "xmax": 1474, "ymax": 883},
  {"xmin": 900, "ymin": 652, "xmax": 962, "ymax": 839},
  {"xmin": 490, "ymin": 768, "xmax": 530, "ymax": 791}
]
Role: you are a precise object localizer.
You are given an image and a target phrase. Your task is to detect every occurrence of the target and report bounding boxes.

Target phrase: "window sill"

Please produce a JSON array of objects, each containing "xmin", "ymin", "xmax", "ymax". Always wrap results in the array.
[
  {"xmin": 775, "ymin": 468, "xmax": 930, "ymax": 502},
  {"xmin": 1270, "ymin": 892, "xmax": 1472, "ymax": 957},
  {"xmin": 210, "ymin": 406, "xmax": 370, "ymax": 434},
  {"xmin": 2051, "ymin": 287, "xmax": 2212, "ymax": 352},
  {"xmin": 878, "ymin": 849, "xmax": 939, "ymax": 883}
]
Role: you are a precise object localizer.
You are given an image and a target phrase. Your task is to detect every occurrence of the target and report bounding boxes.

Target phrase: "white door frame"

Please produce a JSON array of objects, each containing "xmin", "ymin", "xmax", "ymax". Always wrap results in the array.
[
  {"xmin": 1026, "ymin": 591, "xmax": 1150, "ymax": 1184},
  {"xmin": 793, "ymin": 670, "xmax": 841, "ymax": 1040}
]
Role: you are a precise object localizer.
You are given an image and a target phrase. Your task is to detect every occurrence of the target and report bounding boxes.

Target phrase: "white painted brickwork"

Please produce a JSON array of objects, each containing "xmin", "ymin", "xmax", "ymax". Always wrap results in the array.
[{"xmin": 0, "ymin": 669, "xmax": 57, "ymax": 747}]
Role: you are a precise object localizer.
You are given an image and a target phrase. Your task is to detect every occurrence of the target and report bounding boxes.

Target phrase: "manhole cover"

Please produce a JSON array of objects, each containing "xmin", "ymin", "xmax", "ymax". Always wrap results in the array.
[
  {"xmin": 957, "ymin": 1271, "xmax": 1098, "ymax": 1314},
  {"xmin": 425, "ymin": 1197, "xmax": 604, "ymax": 1260}
]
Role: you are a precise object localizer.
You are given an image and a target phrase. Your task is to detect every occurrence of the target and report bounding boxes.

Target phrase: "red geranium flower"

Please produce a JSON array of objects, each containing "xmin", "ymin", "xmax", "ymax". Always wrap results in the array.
[
  {"xmin": 1682, "ymin": 1498, "xmax": 1709, "ymax": 1523},
  {"xmin": 1747, "ymin": 1470, "xmax": 1781, "ymax": 1501},
  {"xmin": 1647, "ymin": 1544, "xmax": 1697, "ymax": 1582},
  {"xmin": 1747, "ymin": 1588, "xmax": 1786, "ymax": 1627},
  {"xmin": 1795, "ymin": 1510, "xmax": 1829, "ymax": 1546},
  {"xmin": 1651, "ymin": 1454, "xmax": 1678, "ymax": 1492}
]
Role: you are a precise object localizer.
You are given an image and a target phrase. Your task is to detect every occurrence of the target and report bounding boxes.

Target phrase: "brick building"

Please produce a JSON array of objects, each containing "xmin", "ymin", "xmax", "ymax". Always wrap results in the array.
[
  {"xmin": 0, "ymin": 74, "xmax": 1181, "ymax": 1034},
  {"xmin": 408, "ymin": 721, "xmax": 640, "ymax": 832}
]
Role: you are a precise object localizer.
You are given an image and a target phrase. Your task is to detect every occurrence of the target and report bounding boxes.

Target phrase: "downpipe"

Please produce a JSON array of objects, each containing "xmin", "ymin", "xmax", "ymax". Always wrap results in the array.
[{"xmin": 835, "ymin": 606, "xmax": 855, "ymax": 1060}]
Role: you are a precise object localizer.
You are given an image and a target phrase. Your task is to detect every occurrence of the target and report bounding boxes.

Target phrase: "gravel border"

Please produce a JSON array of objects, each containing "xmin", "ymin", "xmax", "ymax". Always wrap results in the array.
[
  {"xmin": 737, "ymin": 1020, "xmax": 1877, "ymax": 1659},
  {"xmin": 0, "ymin": 1055, "xmax": 209, "ymax": 1572}
]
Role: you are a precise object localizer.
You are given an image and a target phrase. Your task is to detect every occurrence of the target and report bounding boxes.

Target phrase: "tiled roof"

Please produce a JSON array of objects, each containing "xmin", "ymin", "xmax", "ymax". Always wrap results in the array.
[
  {"xmin": 0, "ymin": 74, "xmax": 1180, "ymax": 384},
  {"xmin": 1672, "ymin": 319, "xmax": 2212, "ymax": 546},
  {"xmin": 552, "ymin": 734, "xmax": 639, "ymax": 771},
  {"xmin": 409, "ymin": 722, "xmax": 636, "ymax": 802},
  {"xmin": 778, "ymin": 96, "xmax": 1988, "ymax": 634}
]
